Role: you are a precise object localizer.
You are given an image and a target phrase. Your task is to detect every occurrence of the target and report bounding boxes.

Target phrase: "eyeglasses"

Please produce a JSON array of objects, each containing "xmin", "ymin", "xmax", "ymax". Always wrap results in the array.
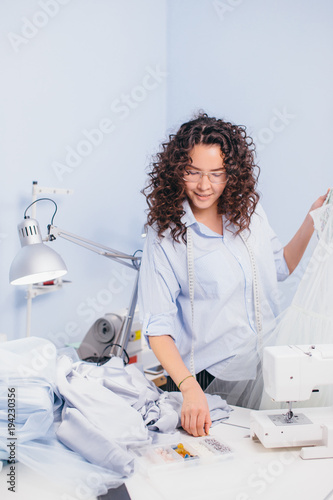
[{"xmin": 183, "ymin": 169, "xmax": 227, "ymax": 184}]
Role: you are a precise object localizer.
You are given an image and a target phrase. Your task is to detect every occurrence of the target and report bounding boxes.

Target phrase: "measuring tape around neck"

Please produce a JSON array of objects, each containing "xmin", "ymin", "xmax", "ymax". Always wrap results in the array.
[
  {"xmin": 186, "ymin": 226, "xmax": 196, "ymax": 377},
  {"xmin": 239, "ymin": 232, "xmax": 263, "ymax": 357}
]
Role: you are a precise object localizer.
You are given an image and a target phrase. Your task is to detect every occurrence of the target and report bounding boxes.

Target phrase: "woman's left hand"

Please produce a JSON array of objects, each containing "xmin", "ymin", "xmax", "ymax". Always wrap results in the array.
[
  {"xmin": 309, "ymin": 189, "xmax": 331, "ymax": 212},
  {"xmin": 283, "ymin": 188, "xmax": 331, "ymax": 274}
]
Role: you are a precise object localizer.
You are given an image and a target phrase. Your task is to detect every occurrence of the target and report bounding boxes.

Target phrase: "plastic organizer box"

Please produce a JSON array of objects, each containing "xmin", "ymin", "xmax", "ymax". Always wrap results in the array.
[{"xmin": 132, "ymin": 436, "xmax": 233, "ymax": 472}]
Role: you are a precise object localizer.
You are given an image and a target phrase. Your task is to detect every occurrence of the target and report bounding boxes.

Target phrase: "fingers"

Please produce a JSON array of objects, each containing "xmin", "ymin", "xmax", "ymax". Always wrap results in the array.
[
  {"xmin": 195, "ymin": 410, "xmax": 206, "ymax": 437},
  {"xmin": 310, "ymin": 189, "xmax": 331, "ymax": 211},
  {"xmin": 180, "ymin": 383, "xmax": 212, "ymax": 437},
  {"xmin": 204, "ymin": 417, "xmax": 212, "ymax": 436},
  {"xmin": 181, "ymin": 408, "xmax": 211, "ymax": 437},
  {"xmin": 188, "ymin": 411, "xmax": 205, "ymax": 437}
]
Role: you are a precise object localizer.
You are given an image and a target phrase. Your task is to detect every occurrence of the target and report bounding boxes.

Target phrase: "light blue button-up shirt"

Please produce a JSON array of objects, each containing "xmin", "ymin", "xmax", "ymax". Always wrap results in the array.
[{"xmin": 138, "ymin": 200, "xmax": 289, "ymax": 380}]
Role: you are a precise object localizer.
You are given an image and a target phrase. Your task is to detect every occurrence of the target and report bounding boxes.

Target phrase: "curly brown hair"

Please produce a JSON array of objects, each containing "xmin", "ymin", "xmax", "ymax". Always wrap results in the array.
[{"xmin": 142, "ymin": 113, "xmax": 260, "ymax": 242}]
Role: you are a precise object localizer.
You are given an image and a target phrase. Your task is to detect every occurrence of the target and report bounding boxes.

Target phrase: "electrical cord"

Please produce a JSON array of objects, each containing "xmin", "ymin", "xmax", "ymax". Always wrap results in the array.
[
  {"xmin": 132, "ymin": 249, "xmax": 142, "ymax": 269},
  {"xmin": 83, "ymin": 343, "xmax": 130, "ymax": 366},
  {"xmin": 23, "ymin": 198, "xmax": 58, "ymax": 225}
]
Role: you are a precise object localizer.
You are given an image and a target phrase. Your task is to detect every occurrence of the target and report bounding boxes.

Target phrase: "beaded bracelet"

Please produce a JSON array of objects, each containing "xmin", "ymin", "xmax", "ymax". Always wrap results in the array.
[{"xmin": 178, "ymin": 375, "xmax": 194, "ymax": 390}]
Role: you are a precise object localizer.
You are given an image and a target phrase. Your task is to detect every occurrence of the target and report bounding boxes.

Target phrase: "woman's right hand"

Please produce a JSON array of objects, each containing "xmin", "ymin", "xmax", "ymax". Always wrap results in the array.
[
  {"xmin": 147, "ymin": 335, "xmax": 212, "ymax": 436},
  {"xmin": 180, "ymin": 376, "xmax": 212, "ymax": 437}
]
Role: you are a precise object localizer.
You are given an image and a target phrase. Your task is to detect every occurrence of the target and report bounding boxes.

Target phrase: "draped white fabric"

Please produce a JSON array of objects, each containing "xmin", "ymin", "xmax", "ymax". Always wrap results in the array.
[{"xmin": 0, "ymin": 337, "xmax": 231, "ymax": 495}]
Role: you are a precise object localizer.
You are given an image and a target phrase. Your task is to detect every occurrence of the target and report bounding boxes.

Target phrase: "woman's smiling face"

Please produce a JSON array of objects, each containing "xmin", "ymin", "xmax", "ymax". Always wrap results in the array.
[{"xmin": 184, "ymin": 143, "xmax": 227, "ymax": 216}]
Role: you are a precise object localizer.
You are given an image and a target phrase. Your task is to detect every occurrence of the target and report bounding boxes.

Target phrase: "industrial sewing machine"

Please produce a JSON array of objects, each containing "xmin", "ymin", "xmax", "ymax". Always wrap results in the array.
[{"xmin": 250, "ymin": 344, "xmax": 333, "ymax": 459}]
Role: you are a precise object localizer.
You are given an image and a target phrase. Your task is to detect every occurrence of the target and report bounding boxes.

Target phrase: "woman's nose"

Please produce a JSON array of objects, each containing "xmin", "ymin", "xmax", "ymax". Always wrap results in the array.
[{"xmin": 197, "ymin": 173, "xmax": 211, "ymax": 189}]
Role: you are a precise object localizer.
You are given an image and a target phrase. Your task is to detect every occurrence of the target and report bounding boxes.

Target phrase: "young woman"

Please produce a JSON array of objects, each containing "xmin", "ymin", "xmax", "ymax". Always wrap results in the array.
[{"xmin": 138, "ymin": 113, "xmax": 327, "ymax": 437}]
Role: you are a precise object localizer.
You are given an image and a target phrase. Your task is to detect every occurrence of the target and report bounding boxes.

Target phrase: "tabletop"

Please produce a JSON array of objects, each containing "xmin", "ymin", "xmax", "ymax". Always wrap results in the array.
[{"xmin": 1, "ymin": 406, "xmax": 332, "ymax": 500}]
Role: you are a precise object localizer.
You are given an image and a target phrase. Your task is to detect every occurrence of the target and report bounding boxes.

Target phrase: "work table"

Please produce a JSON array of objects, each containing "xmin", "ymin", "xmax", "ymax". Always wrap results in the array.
[{"xmin": 1, "ymin": 406, "xmax": 332, "ymax": 500}]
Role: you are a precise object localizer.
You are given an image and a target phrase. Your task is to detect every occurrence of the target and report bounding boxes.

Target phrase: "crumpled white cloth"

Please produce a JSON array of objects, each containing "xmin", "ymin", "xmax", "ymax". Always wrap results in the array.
[
  {"xmin": 141, "ymin": 390, "xmax": 231, "ymax": 433},
  {"xmin": 1, "ymin": 337, "xmax": 232, "ymax": 495},
  {"xmin": 56, "ymin": 355, "xmax": 151, "ymax": 475},
  {"xmin": 56, "ymin": 353, "xmax": 231, "ymax": 453},
  {"xmin": 0, "ymin": 337, "xmax": 125, "ymax": 497}
]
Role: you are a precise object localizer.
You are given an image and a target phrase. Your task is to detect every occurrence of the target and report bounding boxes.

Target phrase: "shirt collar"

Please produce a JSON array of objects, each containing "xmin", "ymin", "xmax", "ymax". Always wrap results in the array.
[
  {"xmin": 181, "ymin": 199, "xmax": 197, "ymax": 228},
  {"xmin": 181, "ymin": 198, "xmax": 225, "ymax": 238}
]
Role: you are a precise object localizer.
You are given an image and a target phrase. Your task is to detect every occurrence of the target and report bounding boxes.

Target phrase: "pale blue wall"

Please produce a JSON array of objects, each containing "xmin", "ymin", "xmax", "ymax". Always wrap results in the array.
[
  {"xmin": 1, "ymin": 0, "xmax": 167, "ymax": 342},
  {"xmin": 166, "ymin": 0, "xmax": 333, "ymax": 242},
  {"xmin": 1, "ymin": 0, "xmax": 332, "ymax": 343}
]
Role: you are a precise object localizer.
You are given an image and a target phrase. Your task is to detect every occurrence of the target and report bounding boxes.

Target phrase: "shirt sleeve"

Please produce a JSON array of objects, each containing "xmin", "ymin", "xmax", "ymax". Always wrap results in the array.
[
  {"xmin": 138, "ymin": 227, "xmax": 181, "ymax": 345},
  {"xmin": 268, "ymin": 226, "xmax": 290, "ymax": 281},
  {"xmin": 257, "ymin": 203, "xmax": 290, "ymax": 282}
]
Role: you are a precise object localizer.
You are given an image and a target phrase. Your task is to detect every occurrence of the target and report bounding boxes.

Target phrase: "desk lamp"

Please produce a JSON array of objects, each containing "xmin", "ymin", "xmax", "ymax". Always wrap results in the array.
[{"xmin": 9, "ymin": 198, "xmax": 141, "ymax": 361}]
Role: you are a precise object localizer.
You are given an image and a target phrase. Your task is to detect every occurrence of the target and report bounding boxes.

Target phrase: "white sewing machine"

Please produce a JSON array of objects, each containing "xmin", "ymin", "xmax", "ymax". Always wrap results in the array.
[{"xmin": 250, "ymin": 344, "xmax": 333, "ymax": 459}]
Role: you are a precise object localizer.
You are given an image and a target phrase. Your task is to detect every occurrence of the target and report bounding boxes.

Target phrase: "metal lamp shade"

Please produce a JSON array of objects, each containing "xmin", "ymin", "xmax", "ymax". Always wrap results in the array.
[{"xmin": 9, "ymin": 218, "xmax": 67, "ymax": 285}]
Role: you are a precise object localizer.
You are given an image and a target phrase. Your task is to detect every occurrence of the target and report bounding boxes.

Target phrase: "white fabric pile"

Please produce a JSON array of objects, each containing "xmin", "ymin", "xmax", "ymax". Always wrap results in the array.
[{"xmin": 0, "ymin": 337, "xmax": 231, "ymax": 496}]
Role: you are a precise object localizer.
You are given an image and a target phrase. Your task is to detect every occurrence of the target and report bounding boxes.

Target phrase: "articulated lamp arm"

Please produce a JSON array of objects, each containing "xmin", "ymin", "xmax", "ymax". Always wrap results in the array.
[
  {"xmin": 47, "ymin": 225, "xmax": 142, "ymax": 361},
  {"xmin": 47, "ymin": 225, "xmax": 141, "ymax": 270}
]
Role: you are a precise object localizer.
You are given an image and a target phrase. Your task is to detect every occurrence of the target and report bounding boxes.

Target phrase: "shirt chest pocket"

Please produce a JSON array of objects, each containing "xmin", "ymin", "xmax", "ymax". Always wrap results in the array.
[{"xmin": 193, "ymin": 249, "xmax": 242, "ymax": 299}]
